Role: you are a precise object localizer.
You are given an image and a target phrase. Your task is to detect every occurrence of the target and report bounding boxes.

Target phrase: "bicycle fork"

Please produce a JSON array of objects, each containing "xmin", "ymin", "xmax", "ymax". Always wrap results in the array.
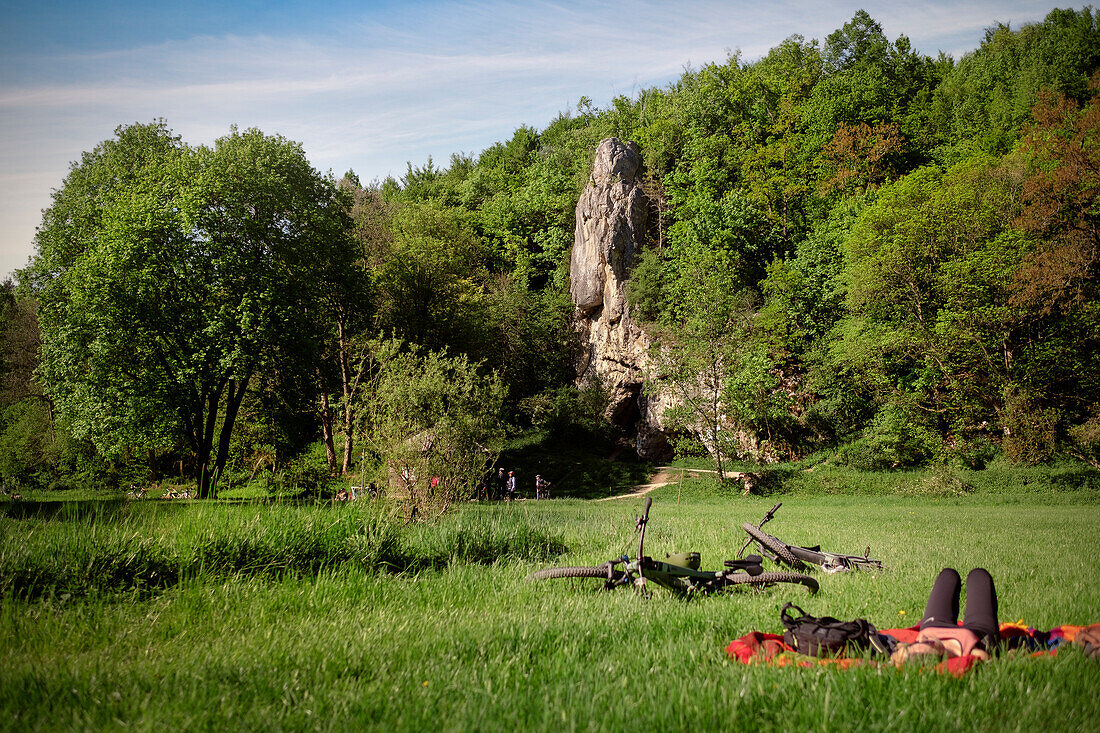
[{"xmin": 615, "ymin": 556, "xmax": 650, "ymax": 594}]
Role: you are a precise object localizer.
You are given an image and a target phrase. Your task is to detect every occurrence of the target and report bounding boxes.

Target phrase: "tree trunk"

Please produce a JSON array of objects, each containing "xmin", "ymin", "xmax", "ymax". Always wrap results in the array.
[
  {"xmin": 338, "ymin": 316, "xmax": 355, "ymax": 475},
  {"xmin": 209, "ymin": 375, "xmax": 251, "ymax": 499},
  {"xmin": 318, "ymin": 372, "xmax": 337, "ymax": 473},
  {"xmin": 340, "ymin": 323, "xmax": 373, "ymax": 477},
  {"xmin": 341, "ymin": 402, "xmax": 355, "ymax": 475},
  {"xmin": 195, "ymin": 383, "xmax": 224, "ymax": 499}
]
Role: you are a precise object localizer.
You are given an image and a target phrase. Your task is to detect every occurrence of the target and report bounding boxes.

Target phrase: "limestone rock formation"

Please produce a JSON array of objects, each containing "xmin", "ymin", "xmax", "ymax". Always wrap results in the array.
[
  {"xmin": 570, "ymin": 138, "xmax": 670, "ymax": 458},
  {"xmin": 570, "ymin": 139, "xmax": 647, "ymax": 319}
]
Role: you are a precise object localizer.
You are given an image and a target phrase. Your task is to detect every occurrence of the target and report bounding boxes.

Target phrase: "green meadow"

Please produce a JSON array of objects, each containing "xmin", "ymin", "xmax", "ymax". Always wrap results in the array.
[{"xmin": 2, "ymin": 478, "xmax": 1099, "ymax": 732}]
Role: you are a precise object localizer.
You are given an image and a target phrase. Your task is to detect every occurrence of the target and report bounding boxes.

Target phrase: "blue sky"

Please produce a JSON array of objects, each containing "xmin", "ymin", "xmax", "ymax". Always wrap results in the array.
[{"xmin": 0, "ymin": 0, "xmax": 1064, "ymax": 279}]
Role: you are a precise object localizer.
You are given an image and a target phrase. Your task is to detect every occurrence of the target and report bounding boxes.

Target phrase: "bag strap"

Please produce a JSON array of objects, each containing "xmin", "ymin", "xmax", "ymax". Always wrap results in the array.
[{"xmin": 780, "ymin": 602, "xmax": 806, "ymax": 630}]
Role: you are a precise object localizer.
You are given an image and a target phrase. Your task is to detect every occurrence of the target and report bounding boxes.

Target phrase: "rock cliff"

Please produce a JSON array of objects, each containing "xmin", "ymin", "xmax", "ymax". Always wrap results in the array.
[{"xmin": 570, "ymin": 138, "xmax": 670, "ymax": 458}]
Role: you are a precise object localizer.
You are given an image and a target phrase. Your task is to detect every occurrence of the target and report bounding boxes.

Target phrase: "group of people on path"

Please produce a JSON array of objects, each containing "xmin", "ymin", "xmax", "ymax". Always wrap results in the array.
[{"xmin": 483, "ymin": 468, "xmax": 550, "ymax": 501}]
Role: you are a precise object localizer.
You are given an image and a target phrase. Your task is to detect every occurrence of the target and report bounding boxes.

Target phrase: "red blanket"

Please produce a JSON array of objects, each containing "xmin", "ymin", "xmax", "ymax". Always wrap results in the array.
[{"xmin": 725, "ymin": 623, "xmax": 1097, "ymax": 677}]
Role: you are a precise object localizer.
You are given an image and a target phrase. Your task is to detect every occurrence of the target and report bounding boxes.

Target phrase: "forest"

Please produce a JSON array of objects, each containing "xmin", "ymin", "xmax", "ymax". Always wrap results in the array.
[{"xmin": 3, "ymin": 7, "xmax": 1100, "ymax": 507}]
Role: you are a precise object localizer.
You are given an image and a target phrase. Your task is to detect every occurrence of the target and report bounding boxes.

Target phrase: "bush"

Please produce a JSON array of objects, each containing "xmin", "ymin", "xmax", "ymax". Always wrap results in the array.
[
  {"xmin": 1001, "ymin": 388, "xmax": 1060, "ymax": 464},
  {"xmin": 950, "ymin": 433, "xmax": 999, "ymax": 469},
  {"xmin": 837, "ymin": 402, "xmax": 942, "ymax": 469},
  {"xmin": 624, "ymin": 246, "xmax": 665, "ymax": 322},
  {"xmin": 519, "ymin": 383, "xmax": 614, "ymax": 443},
  {"xmin": 274, "ymin": 454, "xmax": 335, "ymax": 499},
  {"xmin": 897, "ymin": 463, "xmax": 972, "ymax": 497}
]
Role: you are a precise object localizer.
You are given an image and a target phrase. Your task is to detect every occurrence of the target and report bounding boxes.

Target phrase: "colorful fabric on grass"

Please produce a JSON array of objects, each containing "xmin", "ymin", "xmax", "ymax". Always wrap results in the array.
[{"xmin": 725, "ymin": 623, "xmax": 1099, "ymax": 677}]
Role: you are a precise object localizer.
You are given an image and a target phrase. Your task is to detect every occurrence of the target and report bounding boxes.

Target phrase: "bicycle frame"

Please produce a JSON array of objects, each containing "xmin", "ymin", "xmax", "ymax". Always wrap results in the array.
[
  {"xmin": 606, "ymin": 554, "xmax": 751, "ymax": 595},
  {"xmin": 794, "ymin": 546, "xmax": 883, "ymax": 573},
  {"xmin": 741, "ymin": 502, "xmax": 884, "ymax": 572},
  {"xmin": 615, "ymin": 497, "xmax": 769, "ymax": 595},
  {"xmin": 527, "ymin": 497, "xmax": 819, "ymax": 595}
]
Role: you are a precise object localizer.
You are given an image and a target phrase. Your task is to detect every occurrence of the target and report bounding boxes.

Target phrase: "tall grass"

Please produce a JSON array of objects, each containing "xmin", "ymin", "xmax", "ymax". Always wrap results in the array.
[
  {"xmin": 0, "ymin": 501, "xmax": 565, "ymax": 600},
  {"xmin": 1, "ymin": 491, "xmax": 1098, "ymax": 731}
]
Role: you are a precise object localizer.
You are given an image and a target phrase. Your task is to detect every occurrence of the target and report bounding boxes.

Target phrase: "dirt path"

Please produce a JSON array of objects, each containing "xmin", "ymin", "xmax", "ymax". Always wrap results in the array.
[{"xmin": 594, "ymin": 466, "xmax": 719, "ymax": 501}]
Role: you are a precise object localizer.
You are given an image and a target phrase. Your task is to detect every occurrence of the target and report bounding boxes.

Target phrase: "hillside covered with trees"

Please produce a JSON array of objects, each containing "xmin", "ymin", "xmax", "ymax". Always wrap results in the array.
[{"xmin": 3, "ymin": 8, "xmax": 1100, "ymax": 504}]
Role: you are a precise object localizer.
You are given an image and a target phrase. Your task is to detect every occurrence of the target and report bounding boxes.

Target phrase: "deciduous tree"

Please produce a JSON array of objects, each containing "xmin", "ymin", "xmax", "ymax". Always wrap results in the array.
[
  {"xmin": 25, "ymin": 123, "xmax": 354, "ymax": 497},
  {"xmin": 358, "ymin": 339, "xmax": 505, "ymax": 519}
]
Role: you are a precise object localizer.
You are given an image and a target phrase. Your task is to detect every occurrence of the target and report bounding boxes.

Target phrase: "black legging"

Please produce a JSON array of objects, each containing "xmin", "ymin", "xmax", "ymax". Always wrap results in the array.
[{"xmin": 920, "ymin": 568, "xmax": 1000, "ymax": 643}]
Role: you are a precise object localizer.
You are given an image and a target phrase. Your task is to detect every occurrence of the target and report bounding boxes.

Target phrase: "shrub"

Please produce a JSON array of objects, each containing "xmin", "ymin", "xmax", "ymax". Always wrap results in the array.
[
  {"xmin": 1001, "ymin": 388, "xmax": 1060, "ymax": 464},
  {"xmin": 838, "ymin": 402, "xmax": 941, "ymax": 469}
]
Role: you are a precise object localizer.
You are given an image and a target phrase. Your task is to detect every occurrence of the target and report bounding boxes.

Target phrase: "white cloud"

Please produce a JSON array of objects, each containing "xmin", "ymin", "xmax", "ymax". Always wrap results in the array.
[{"xmin": 0, "ymin": 0, "xmax": 1061, "ymax": 279}]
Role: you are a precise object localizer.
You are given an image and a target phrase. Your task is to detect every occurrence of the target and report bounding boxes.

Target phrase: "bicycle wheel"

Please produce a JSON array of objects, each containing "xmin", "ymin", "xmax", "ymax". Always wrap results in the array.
[
  {"xmin": 723, "ymin": 571, "xmax": 819, "ymax": 594},
  {"xmin": 526, "ymin": 565, "xmax": 625, "ymax": 585},
  {"xmin": 741, "ymin": 522, "xmax": 809, "ymax": 572}
]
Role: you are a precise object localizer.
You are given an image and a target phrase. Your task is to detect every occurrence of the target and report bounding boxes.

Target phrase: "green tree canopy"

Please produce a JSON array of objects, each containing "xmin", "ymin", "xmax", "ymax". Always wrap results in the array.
[{"xmin": 24, "ymin": 122, "xmax": 355, "ymax": 496}]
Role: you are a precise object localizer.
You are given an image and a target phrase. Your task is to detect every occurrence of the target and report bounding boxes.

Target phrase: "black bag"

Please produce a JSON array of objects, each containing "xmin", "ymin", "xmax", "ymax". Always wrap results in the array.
[{"xmin": 780, "ymin": 603, "xmax": 892, "ymax": 657}]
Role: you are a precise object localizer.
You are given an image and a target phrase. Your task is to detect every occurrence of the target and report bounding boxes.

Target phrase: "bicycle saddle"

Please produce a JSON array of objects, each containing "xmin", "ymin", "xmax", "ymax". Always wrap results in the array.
[{"xmin": 725, "ymin": 555, "xmax": 764, "ymax": 576}]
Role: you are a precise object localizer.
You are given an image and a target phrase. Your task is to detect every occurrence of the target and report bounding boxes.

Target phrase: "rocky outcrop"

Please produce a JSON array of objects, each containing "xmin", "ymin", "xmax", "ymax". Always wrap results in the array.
[
  {"xmin": 570, "ymin": 139, "xmax": 647, "ymax": 319},
  {"xmin": 571, "ymin": 138, "xmax": 670, "ymax": 458}
]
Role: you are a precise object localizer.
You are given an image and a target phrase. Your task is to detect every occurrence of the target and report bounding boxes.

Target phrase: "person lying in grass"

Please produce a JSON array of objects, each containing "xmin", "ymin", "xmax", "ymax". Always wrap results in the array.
[{"xmin": 893, "ymin": 568, "xmax": 999, "ymax": 663}]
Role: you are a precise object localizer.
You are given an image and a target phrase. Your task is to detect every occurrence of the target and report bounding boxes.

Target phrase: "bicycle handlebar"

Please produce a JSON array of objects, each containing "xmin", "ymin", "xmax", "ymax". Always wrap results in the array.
[
  {"xmin": 737, "ymin": 502, "xmax": 784, "ymax": 558},
  {"xmin": 635, "ymin": 497, "xmax": 653, "ymax": 590}
]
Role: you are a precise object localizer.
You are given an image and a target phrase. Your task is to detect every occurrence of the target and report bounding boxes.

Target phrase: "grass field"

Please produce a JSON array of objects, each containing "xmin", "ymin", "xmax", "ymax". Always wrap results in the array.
[{"xmin": 2, "ymin": 477, "xmax": 1099, "ymax": 731}]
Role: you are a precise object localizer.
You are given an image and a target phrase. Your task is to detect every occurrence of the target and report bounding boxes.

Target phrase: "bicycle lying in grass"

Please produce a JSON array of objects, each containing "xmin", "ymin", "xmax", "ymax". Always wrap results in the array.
[
  {"xmin": 527, "ymin": 497, "xmax": 819, "ymax": 596},
  {"xmin": 739, "ymin": 502, "xmax": 885, "ymax": 573}
]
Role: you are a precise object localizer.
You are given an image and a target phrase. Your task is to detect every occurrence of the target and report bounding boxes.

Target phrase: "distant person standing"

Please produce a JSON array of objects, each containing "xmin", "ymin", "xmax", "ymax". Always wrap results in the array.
[
  {"xmin": 506, "ymin": 471, "xmax": 516, "ymax": 501},
  {"xmin": 535, "ymin": 474, "xmax": 549, "ymax": 500},
  {"xmin": 496, "ymin": 467, "xmax": 506, "ymax": 500}
]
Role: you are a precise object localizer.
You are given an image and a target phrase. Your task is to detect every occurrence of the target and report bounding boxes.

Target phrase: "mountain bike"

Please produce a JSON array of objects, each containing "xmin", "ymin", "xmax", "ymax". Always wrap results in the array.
[
  {"xmin": 527, "ymin": 497, "xmax": 818, "ymax": 596},
  {"xmin": 739, "ymin": 502, "xmax": 885, "ymax": 573}
]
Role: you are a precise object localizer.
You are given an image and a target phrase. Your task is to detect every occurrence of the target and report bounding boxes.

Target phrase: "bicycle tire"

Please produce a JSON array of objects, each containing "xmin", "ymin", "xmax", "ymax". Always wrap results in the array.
[
  {"xmin": 723, "ymin": 570, "xmax": 819, "ymax": 594},
  {"xmin": 526, "ymin": 565, "xmax": 625, "ymax": 584},
  {"xmin": 741, "ymin": 522, "xmax": 809, "ymax": 572}
]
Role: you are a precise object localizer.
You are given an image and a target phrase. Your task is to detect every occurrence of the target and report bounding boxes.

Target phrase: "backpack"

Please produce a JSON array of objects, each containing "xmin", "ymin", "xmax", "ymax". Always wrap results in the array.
[{"xmin": 780, "ymin": 602, "xmax": 893, "ymax": 657}]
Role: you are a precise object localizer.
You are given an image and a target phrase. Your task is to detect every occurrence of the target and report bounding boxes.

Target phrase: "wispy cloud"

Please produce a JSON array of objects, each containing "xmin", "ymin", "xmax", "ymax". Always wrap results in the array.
[{"xmin": 0, "ymin": 0, "xmax": 1060, "ymax": 279}]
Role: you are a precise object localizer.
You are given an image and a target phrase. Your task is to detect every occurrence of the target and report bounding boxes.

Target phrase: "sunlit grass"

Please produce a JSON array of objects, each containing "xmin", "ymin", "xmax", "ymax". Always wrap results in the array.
[{"xmin": 1, "ymin": 490, "xmax": 1098, "ymax": 731}]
